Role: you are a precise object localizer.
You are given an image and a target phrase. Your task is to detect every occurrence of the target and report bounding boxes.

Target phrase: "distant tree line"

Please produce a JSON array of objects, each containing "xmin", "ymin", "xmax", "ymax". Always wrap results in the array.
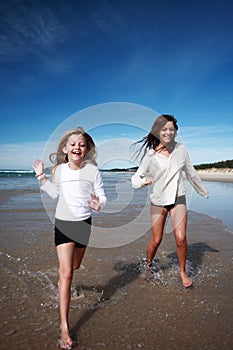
[
  {"xmin": 194, "ymin": 159, "xmax": 233, "ymax": 170},
  {"xmin": 101, "ymin": 160, "xmax": 233, "ymax": 172}
]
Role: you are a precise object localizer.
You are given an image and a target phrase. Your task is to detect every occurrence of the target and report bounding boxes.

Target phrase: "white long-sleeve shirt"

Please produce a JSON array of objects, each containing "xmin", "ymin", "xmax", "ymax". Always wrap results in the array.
[
  {"xmin": 41, "ymin": 163, "xmax": 106, "ymax": 221},
  {"xmin": 131, "ymin": 143, "xmax": 208, "ymax": 206}
]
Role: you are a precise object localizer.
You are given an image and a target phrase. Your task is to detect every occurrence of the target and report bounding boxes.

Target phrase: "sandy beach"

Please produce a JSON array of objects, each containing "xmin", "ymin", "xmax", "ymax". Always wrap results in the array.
[
  {"xmin": 197, "ymin": 168, "xmax": 233, "ymax": 183},
  {"xmin": 0, "ymin": 171, "xmax": 233, "ymax": 350}
]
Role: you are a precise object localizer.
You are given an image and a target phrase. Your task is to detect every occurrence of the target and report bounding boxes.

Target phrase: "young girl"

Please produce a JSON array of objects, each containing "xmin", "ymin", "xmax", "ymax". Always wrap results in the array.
[
  {"xmin": 32, "ymin": 127, "xmax": 106, "ymax": 349},
  {"xmin": 131, "ymin": 115, "xmax": 208, "ymax": 288}
]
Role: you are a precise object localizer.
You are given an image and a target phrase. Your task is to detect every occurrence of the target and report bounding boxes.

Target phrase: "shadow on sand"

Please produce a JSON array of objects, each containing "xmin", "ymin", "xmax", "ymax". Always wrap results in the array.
[
  {"xmin": 166, "ymin": 241, "xmax": 219, "ymax": 276},
  {"xmin": 71, "ymin": 261, "xmax": 140, "ymax": 342},
  {"xmin": 71, "ymin": 241, "xmax": 219, "ymax": 342}
]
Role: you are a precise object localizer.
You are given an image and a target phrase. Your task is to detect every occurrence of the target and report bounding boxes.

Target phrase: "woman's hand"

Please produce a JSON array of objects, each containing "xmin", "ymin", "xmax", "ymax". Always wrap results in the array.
[
  {"xmin": 144, "ymin": 177, "xmax": 154, "ymax": 186},
  {"xmin": 88, "ymin": 193, "xmax": 102, "ymax": 211},
  {"xmin": 32, "ymin": 159, "xmax": 44, "ymax": 176}
]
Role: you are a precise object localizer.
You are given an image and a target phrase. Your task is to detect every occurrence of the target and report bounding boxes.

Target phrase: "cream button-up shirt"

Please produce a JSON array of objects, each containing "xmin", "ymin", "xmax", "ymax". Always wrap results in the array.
[{"xmin": 131, "ymin": 143, "xmax": 208, "ymax": 206}]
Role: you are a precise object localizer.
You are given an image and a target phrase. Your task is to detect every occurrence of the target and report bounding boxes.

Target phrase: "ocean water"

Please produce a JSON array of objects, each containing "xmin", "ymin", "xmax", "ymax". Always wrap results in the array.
[
  {"xmin": 0, "ymin": 169, "xmax": 232, "ymax": 232},
  {"xmin": 187, "ymin": 180, "xmax": 233, "ymax": 233}
]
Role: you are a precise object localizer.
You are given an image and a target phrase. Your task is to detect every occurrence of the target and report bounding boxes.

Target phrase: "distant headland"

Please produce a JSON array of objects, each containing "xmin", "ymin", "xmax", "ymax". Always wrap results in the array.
[{"xmin": 101, "ymin": 159, "xmax": 233, "ymax": 173}]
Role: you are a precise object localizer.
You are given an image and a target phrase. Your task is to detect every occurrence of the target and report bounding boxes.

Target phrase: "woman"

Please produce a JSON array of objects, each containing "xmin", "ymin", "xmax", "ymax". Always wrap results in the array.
[
  {"xmin": 131, "ymin": 115, "xmax": 208, "ymax": 288},
  {"xmin": 32, "ymin": 127, "xmax": 106, "ymax": 349}
]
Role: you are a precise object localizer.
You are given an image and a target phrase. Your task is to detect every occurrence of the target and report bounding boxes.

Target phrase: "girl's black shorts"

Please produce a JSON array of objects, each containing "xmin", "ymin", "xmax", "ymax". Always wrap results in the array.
[{"xmin": 54, "ymin": 217, "xmax": 92, "ymax": 248}]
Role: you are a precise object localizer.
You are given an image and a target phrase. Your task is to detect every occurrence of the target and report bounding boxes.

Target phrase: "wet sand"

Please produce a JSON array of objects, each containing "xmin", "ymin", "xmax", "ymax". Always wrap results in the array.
[{"xmin": 0, "ymin": 199, "xmax": 233, "ymax": 350}]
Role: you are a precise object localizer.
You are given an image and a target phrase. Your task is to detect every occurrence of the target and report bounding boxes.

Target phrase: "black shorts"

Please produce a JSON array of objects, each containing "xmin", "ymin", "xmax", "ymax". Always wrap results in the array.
[
  {"xmin": 54, "ymin": 217, "xmax": 92, "ymax": 248},
  {"xmin": 152, "ymin": 195, "xmax": 186, "ymax": 212}
]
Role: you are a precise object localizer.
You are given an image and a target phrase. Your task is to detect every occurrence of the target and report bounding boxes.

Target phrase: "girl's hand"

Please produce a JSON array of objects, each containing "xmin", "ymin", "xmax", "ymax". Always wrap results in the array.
[
  {"xmin": 88, "ymin": 193, "xmax": 102, "ymax": 211},
  {"xmin": 32, "ymin": 159, "xmax": 44, "ymax": 176}
]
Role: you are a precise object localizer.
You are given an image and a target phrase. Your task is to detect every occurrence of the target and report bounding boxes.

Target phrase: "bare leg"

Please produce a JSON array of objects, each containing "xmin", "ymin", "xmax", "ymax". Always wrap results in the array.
[
  {"xmin": 145, "ymin": 205, "xmax": 168, "ymax": 272},
  {"xmin": 170, "ymin": 204, "xmax": 192, "ymax": 288},
  {"xmin": 73, "ymin": 246, "xmax": 86, "ymax": 270},
  {"xmin": 56, "ymin": 242, "xmax": 75, "ymax": 347}
]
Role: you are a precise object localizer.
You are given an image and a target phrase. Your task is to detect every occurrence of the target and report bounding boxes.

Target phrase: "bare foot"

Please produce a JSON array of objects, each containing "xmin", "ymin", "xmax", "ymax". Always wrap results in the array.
[
  {"xmin": 180, "ymin": 272, "xmax": 193, "ymax": 288},
  {"xmin": 140, "ymin": 266, "xmax": 154, "ymax": 282},
  {"xmin": 58, "ymin": 326, "xmax": 73, "ymax": 349}
]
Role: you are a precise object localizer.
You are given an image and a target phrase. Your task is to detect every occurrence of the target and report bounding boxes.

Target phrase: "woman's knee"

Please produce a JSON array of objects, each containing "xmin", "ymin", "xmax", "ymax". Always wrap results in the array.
[
  {"xmin": 149, "ymin": 237, "xmax": 162, "ymax": 249},
  {"xmin": 175, "ymin": 233, "xmax": 187, "ymax": 247}
]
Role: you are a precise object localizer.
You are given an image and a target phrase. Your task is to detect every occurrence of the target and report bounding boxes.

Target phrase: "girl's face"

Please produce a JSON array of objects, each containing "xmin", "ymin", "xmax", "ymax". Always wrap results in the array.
[
  {"xmin": 159, "ymin": 121, "xmax": 176, "ymax": 145},
  {"xmin": 63, "ymin": 134, "xmax": 88, "ymax": 168}
]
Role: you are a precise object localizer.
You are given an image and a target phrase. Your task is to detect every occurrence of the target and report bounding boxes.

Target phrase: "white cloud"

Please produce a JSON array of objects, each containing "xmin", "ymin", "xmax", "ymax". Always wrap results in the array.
[
  {"xmin": 0, "ymin": 141, "xmax": 48, "ymax": 169},
  {"xmin": 178, "ymin": 124, "xmax": 233, "ymax": 164},
  {"xmin": 0, "ymin": 136, "xmax": 232, "ymax": 170},
  {"xmin": 188, "ymin": 147, "xmax": 233, "ymax": 165},
  {"xmin": 0, "ymin": 4, "xmax": 68, "ymax": 63}
]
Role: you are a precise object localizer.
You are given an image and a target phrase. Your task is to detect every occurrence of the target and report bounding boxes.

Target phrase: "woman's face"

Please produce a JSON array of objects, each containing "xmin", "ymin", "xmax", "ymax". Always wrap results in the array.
[{"xmin": 159, "ymin": 121, "xmax": 176, "ymax": 145}]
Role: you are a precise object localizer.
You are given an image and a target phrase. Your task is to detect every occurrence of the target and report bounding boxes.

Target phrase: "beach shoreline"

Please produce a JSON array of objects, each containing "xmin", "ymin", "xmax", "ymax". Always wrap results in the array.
[{"xmin": 197, "ymin": 168, "xmax": 233, "ymax": 183}]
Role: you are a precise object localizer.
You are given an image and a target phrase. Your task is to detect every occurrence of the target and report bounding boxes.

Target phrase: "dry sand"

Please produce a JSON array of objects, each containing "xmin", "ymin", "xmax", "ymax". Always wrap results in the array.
[{"xmin": 197, "ymin": 168, "xmax": 233, "ymax": 183}]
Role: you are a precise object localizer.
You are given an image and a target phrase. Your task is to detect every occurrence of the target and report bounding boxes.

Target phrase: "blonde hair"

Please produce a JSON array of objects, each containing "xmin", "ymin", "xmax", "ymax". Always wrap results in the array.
[{"xmin": 49, "ymin": 127, "xmax": 97, "ymax": 176}]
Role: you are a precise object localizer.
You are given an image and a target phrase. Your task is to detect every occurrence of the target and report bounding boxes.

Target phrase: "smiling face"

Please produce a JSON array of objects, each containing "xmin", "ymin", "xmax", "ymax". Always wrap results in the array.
[
  {"xmin": 62, "ymin": 134, "xmax": 89, "ymax": 169},
  {"xmin": 158, "ymin": 121, "xmax": 176, "ymax": 146}
]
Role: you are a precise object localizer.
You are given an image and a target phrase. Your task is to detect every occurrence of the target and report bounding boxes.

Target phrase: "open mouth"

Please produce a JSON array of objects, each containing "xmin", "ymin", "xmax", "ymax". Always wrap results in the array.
[{"xmin": 72, "ymin": 150, "xmax": 82, "ymax": 155}]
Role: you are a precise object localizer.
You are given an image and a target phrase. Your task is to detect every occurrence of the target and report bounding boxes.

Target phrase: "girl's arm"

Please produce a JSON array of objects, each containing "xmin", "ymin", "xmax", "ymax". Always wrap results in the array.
[
  {"xmin": 88, "ymin": 193, "xmax": 102, "ymax": 211},
  {"xmin": 32, "ymin": 159, "xmax": 59, "ymax": 199},
  {"xmin": 32, "ymin": 159, "xmax": 47, "ymax": 185},
  {"xmin": 89, "ymin": 169, "xmax": 107, "ymax": 211}
]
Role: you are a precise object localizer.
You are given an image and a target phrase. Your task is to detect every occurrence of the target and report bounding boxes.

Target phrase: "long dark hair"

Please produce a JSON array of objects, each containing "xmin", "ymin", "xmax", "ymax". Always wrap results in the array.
[{"xmin": 133, "ymin": 114, "xmax": 178, "ymax": 161}]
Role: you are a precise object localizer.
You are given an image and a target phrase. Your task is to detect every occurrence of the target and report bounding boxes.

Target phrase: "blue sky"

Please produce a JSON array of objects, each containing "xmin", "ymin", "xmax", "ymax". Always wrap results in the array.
[{"xmin": 0, "ymin": 0, "xmax": 232, "ymax": 169}]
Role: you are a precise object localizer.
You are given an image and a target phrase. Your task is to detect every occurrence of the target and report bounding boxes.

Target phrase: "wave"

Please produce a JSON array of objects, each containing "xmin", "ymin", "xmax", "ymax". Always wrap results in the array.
[
  {"xmin": 0, "ymin": 169, "xmax": 128, "ymax": 178},
  {"xmin": 0, "ymin": 169, "xmax": 34, "ymax": 177}
]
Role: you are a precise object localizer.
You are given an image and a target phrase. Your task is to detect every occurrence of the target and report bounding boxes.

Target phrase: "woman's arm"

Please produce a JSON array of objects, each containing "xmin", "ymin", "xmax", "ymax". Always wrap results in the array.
[
  {"xmin": 183, "ymin": 152, "xmax": 209, "ymax": 198},
  {"xmin": 131, "ymin": 153, "xmax": 153, "ymax": 189}
]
